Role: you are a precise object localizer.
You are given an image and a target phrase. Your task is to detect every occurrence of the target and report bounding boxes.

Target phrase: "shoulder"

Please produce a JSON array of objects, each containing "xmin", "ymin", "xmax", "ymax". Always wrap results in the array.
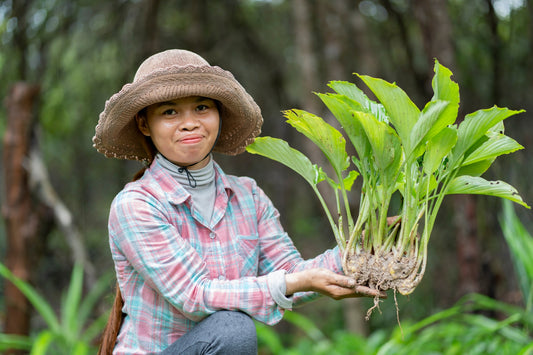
[
  {"xmin": 111, "ymin": 167, "xmax": 171, "ymax": 215},
  {"xmin": 215, "ymin": 163, "xmax": 261, "ymax": 197}
]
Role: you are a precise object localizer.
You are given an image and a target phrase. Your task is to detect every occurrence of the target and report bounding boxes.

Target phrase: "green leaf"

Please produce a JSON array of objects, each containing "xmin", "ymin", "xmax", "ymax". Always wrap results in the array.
[
  {"xmin": 77, "ymin": 271, "xmax": 114, "ymax": 341},
  {"xmin": 463, "ymin": 134, "xmax": 523, "ymax": 165},
  {"xmin": 246, "ymin": 136, "xmax": 325, "ymax": 186},
  {"xmin": 316, "ymin": 92, "xmax": 371, "ymax": 160},
  {"xmin": 62, "ymin": 263, "xmax": 84, "ymax": 340},
  {"xmin": 343, "ymin": 170, "xmax": 359, "ymax": 191},
  {"xmin": 327, "ymin": 80, "xmax": 389, "ymax": 122},
  {"xmin": 408, "ymin": 99, "xmax": 452, "ymax": 157},
  {"xmin": 500, "ymin": 200, "xmax": 533, "ymax": 311},
  {"xmin": 452, "ymin": 106, "xmax": 524, "ymax": 164},
  {"xmin": 354, "ymin": 111, "xmax": 401, "ymax": 177},
  {"xmin": 30, "ymin": 331, "xmax": 55, "ymax": 355},
  {"xmin": 456, "ymin": 159, "xmax": 493, "ymax": 177},
  {"xmin": 423, "ymin": 126, "xmax": 457, "ymax": 175},
  {"xmin": 357, "ymin": 74, "xmax": 420, "ymax": 147},
  {"xmin": 328, "ymin": 80, "xmax": 368, "ymax": 104},
  {"xmin": 0, "ymin": 334, "xmax": 32, "ymax": 351},
  {"xmin": 431, "ymin": 60, "xmax": 460, "ymax": 122},
  {"xmin": 447, "ymin": 176, "xmax": 530, "ymax": 208},
  {"xmin": 284, "ymin": 109, "xmax": 350, "ymax": 176},
  {"xmin": 0, "ymin": 262, "xmax": 60, "ymax": 332}
]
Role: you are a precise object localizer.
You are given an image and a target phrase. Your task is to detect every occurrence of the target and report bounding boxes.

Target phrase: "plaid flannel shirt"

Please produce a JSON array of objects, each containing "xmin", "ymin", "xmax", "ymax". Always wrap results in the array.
[{"xmin": 109, "ymin": 159, "xmax": 344, "ymax": 354}]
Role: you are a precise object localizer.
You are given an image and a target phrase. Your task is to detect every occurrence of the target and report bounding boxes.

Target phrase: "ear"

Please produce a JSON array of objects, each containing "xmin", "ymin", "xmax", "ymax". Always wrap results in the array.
[{"xmin": 136, "ymin": 114, "xmax": 151, "ymax": 137}]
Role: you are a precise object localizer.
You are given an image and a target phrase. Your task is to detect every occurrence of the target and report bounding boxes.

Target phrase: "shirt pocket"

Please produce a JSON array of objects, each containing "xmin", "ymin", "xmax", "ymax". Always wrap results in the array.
[{"xmin": 236, "ymin": 234, "xmax": 260, "ymax": 276}]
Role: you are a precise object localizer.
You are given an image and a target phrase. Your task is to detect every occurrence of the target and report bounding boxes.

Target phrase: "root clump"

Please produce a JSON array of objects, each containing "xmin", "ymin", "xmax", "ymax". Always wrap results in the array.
[{"xmin": 343, "ymin": 250, "xmax": 421, "ymax": 296}]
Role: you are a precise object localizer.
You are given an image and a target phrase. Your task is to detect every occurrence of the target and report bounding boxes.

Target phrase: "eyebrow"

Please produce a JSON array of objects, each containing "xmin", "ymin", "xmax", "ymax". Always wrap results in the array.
[{"xmin": 154, "ymin": 97, "xmax": 212, "ymax": 108}]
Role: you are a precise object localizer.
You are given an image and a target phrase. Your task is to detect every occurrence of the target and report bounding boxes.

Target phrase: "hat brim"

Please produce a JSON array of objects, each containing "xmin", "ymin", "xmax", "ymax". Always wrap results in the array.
[{"xmin": 93, "ymin": 65, "xmax": 263, "ymax": 161}]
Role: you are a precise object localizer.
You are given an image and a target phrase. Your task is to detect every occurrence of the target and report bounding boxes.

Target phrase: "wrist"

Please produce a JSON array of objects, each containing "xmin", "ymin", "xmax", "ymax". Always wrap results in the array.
[{"xmin": 285, "ymin": 270, "xmax": 310, "ymax": 295}]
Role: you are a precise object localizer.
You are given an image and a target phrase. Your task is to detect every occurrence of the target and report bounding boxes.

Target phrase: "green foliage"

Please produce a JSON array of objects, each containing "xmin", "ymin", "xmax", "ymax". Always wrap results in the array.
[
  {"xmin": 0, "ymin": 262, "xmax": 113, "ymax": 354},
  {"xmin": 247, "ymin": 60, "xmax": 529, "ymax": 295}
]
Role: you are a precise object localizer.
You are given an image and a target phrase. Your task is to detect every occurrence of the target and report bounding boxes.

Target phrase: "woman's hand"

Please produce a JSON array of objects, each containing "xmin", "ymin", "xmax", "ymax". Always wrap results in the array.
[{"xmin": 285, "ymin": 268, "xmax": 386, "ymax": 300}]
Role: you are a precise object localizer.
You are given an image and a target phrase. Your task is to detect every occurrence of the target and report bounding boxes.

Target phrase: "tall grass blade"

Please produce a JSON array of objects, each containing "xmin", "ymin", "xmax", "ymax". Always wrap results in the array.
[
  {"xmin": 500, "ymin": 200, "xmax": 533, "ymax": 310},
  {"xmin": 61, "ymin": 263, "xmax": 84, "ymax": 341},
  {"xmin": 0, "ymin": 262, "xmax": 60, "ymax": 332}
]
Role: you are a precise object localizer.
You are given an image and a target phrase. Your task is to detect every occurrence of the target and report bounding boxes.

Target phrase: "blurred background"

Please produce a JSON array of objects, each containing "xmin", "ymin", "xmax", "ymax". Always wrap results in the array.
[{"xmin": 1, "ymin": 0, "xmax": 532, "ymax": 353}]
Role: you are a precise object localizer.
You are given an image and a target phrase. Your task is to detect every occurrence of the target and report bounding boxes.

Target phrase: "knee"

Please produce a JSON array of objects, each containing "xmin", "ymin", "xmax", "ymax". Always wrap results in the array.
[{"xmin": 211, "ymin": 311, "xmax": 257, "ymax": 353}]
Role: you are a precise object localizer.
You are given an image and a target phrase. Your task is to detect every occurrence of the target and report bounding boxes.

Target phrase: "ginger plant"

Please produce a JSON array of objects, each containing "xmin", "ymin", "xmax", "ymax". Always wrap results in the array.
[{"xmin": 246, "ymin": 60, "xmax": 529, "ymax": 295}]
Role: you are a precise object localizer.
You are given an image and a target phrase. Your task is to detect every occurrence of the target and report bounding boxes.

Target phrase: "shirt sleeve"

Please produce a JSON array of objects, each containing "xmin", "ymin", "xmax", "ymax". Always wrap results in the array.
[
  {"xmin": 109, "ymin": 189, "xmax": 285, "ymax": 326},
  {"xmin": 251, "ymin": 182, "xmax": 345, "ymax": 307}
]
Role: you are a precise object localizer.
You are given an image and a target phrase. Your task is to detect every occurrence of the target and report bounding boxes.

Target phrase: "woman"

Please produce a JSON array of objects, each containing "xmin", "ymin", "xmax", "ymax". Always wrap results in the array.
[{"xmin": 93, "ymin": 49, "xmax": 384, "ymax": 354}]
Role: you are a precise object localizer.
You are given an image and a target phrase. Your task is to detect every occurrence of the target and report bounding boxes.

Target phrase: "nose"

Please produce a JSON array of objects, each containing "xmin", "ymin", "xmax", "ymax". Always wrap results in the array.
[{"xmin": 180, "ymin": 112, "xmax": 200, "ymax": 131}]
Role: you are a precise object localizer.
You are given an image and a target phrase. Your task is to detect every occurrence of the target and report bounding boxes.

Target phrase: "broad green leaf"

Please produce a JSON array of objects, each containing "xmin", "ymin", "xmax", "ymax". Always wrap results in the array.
[
  {"xmin": 316, "ymin": 92, "xmax": 371, "ymax": 160},
  {"xmin": 456, "ymin": 159, "xmax": 493, "ymax": 177},
  {"xmin": 408, "ymin": 99, "xmax": 451, "ymax": 157},
  {"xmin": 325, "ymin": 171, "xmax": 359, "ymax": 191},
  {"xmin": 355, "ymin": 111, "xmax": 402, "ymax": 180},
  {"xmin": 328, "ymin": 80, "xmax": 389, "ymax": 122},
  {"xmin": 452, "ymin": 107, "xmax": 524, "ymax": 164},
  {"xmin": 423, "ymin": 126, "xmax": 457, "ymax": 175},
  {"xmin": 446, "ymin": 176, "xmax": 530, "ymax": 209},
  {"xmin": 284, "ymin": 109, "xmax": 350, "ymax": 176},
  {"xmin": 431, "ymin": 60, "xmax": 460, "ymax": 122},
  {"xmin": 463, "ymin": 134, "xmax": 523, "ymax": 165},
  {"xmin": 0, "ymin": 262, "xmax": 60, "ymax": 332},
  {"xmin": 357, "ymin": 74, "xmax": 420, "ymax": 147},
  {"xmin": 328, "ymin": 80, "xmax": 368, "ymax": 104},
  {"xmin": 246, "ymin": 137, "xmax": 325, "ymax": 186},
  {"xmin": 343, "ymin": 170, "xmax": 359, "ymax": 191}
]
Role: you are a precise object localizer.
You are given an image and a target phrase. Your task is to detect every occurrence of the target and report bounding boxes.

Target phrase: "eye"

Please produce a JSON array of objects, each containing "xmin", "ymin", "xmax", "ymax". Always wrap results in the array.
[
  {"xmin": 162, "ymin": 108, "xmax": 177, "ymax": 115},
  {"xmin": 196, "ymin": 104, "xmax": 209, "ymax": 112}
]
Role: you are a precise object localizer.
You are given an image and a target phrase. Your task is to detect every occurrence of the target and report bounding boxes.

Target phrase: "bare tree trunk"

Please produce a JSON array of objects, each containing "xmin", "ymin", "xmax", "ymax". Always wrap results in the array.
[{"xmin": 2, "ymin": 83, "xmax": 53, "ymax": 354}]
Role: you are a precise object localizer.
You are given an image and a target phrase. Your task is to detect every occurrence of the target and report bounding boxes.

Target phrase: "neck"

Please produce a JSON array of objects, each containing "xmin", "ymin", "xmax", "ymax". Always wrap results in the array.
[{"xmin": 156, "ymin": 153, "xmax": 215, "ymax": 188}]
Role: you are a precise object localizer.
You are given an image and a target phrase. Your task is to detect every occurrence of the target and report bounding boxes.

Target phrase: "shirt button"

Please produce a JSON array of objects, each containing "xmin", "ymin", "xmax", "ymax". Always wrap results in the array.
[{"xmin": 209, "ymin": 232, "xmax": 215, "ymax": 239}]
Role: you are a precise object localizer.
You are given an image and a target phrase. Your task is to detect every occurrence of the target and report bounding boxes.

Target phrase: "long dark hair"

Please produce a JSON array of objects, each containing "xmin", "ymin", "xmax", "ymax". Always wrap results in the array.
[{"xmin": 97, "ymin": 167, "xmax": 147, "ymax": 355}]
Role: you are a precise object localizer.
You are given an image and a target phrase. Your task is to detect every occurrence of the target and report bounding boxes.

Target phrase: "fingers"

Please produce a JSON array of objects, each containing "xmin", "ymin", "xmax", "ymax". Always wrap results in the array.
[
  {"xmin": 316, "ymin": 269, "xmax": 387, "ymax": 299},
  {"xmin": 353, "ymin": 285, "xmax": 387, "ymax": 298}
]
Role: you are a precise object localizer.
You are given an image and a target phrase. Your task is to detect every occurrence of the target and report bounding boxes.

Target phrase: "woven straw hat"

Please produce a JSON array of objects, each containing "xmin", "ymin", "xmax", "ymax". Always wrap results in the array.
[{"xmin": 93, "ymin": 49, "xmax": 263, "ymax": 161}]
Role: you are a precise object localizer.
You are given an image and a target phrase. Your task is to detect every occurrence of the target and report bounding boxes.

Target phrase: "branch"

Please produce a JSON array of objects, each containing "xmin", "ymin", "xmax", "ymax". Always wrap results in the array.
[{"xmin": 26, "ymin": 146, "xmax": 97, "ymax": 288}]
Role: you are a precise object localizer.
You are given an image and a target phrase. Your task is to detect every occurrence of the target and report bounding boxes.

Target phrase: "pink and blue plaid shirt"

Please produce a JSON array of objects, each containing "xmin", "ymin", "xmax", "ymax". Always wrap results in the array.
[{"xmin": 109, "ymin": 158, "xmax": 344, "ymax": 354}]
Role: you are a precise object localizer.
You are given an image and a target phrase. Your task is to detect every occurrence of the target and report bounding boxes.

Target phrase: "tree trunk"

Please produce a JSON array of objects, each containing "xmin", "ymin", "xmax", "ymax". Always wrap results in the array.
[{"xmin": 2, "ymin": 83, "xmax": 52, "ymax": 353}]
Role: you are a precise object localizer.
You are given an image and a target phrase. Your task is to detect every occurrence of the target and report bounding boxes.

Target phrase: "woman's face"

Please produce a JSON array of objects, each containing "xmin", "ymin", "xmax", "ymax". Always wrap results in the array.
[{"xmin": 137, "ymin": 96, "xmax": 220, "ymax": 169}]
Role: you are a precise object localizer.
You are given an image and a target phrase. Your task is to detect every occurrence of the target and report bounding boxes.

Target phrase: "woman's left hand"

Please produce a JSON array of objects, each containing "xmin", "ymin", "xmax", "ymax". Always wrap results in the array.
[{"xmin": 285, "ymin": 268, "xmax": 386, "ymax": 300}]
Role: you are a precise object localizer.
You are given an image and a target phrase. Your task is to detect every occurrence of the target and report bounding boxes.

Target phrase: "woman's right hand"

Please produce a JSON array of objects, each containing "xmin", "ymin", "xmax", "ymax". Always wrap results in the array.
[{"xmin": 285, "ymin": 268, "xmax": 386, "ymax": 300}]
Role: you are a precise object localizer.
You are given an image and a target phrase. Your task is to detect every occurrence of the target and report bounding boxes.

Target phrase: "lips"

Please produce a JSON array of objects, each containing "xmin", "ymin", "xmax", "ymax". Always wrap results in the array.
[{"xmin": 179, "ymin": 134, "xmax": 203, "ymax": 144}]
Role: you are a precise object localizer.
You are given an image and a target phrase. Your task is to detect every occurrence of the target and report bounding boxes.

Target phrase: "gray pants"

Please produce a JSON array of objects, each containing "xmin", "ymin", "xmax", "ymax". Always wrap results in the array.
[{"xmin": 159, "ymin": 311, "xmax": 258, "ymax": 354}]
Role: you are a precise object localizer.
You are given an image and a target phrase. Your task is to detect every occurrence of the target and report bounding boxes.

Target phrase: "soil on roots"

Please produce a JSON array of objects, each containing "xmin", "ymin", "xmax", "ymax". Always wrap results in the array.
[{"xmin": 343, "ymin": 250, "xmax": 421, "ymax": 296}]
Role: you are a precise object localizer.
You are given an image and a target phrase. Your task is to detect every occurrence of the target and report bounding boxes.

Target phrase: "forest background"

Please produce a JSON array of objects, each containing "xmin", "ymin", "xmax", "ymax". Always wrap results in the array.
[{"xmin": 1, "ymin": 0, "xmax": 532, "ymax": 350}]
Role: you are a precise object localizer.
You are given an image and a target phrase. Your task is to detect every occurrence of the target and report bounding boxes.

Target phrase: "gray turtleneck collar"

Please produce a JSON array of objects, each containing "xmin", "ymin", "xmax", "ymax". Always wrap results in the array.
[{"xmin": 156, "ymin": 153, "xmax": 216, "ymax": 224}]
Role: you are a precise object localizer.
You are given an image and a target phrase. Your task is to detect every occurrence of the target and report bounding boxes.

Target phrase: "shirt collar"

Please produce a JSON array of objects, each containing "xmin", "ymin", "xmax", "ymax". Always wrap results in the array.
[{"xmin": 148, "ymin": 158, "xmax": 234, "ymax": 205}]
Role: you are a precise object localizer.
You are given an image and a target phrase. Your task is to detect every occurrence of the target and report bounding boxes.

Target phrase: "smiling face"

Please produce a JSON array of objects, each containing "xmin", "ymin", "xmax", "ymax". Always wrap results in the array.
[{"xmin": 136, "ymin": 96, "xmax": 220, "ymax": 169}]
